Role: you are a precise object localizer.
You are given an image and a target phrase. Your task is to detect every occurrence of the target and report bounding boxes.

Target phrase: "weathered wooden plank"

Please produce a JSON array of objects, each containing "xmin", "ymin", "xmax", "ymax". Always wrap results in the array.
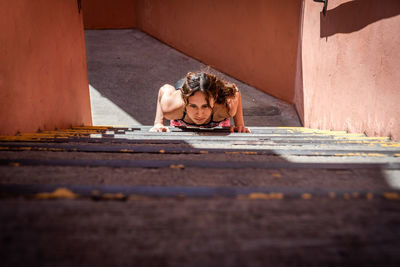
[
  {"xmin": 1, "ymin": 143, "xmax": 399, "ymax": 156},
  {"xmin": 0, "ymin": 184, "xmax": 399, "ymax": 201},
  {"xmin": 1, "ymin": 158, "xmax": 399, "ymax": 170}
]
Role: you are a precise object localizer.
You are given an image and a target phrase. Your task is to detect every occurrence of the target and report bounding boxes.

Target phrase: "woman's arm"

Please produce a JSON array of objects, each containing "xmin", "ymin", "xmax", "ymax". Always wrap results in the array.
[
  {"xmin": 150, "ymin": 84, "xmax": 184, "ymax": 132},
  {"xmin": 227, "ymin": 91, "xmax": 250, "ymax": 133},
  {"xmin": 213, "ymin": 90, "xmax": 250, "ymax": 133}
]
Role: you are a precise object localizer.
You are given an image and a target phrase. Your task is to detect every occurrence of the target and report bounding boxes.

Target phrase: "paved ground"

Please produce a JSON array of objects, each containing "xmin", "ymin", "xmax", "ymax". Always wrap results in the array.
[
  {"xmin": 1, "ymin": 29, "xmax": 400, "ymax": 266},
  {"xmin": 85, "ymin": 29, "xmax": 301, "ymax": 127}
]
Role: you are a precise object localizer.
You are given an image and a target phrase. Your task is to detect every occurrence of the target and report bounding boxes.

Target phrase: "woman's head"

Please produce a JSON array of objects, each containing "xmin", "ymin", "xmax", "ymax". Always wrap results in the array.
[
  {"xmin": 179, "ymin": 72, "xmax": 214, "ymax": 125},
  {"xmin": 180, "ymin": 72, "xmax": 217, "ymax": 105},
  {"xmin": 180, "ymin": 71, "xmax": 238, "ymax": 125}
]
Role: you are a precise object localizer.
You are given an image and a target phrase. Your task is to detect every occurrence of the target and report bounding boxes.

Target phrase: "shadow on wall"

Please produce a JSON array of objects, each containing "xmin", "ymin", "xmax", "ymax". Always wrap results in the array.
[{"xmin": 320, "ymin": 0, "xmax": 400, "ymax": 38}]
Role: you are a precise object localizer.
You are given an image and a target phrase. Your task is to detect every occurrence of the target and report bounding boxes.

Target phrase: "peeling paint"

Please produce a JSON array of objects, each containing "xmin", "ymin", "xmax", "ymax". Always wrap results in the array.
[
  {"xmin": 334, "ymin": 153, "xmax": 361, "ymax": 157},
  {"xmin": 102, "ymin": 193, "xmax": 126, "ymax": 200},
  {"xmin": 241, "ymin": 151, "xmax": 258, "ymax": 155},
  {"xmin": 383, "ymin": 192, "xmax": 400, "ymax": 200},
  {"xmin": 382, "ymin": 143, "xmax": 400, "ymax": 148},
  {"xmin": 120, "ymin": 149, "xmax": 134, "ymax": 152},
  {"xmin": 72, "ymin": 126, "xmax": 109, "ymax": 130},
  {"xmin": 248, "ymin": 192, "xmax": 284, "ymax": 200},
  {"xmin": 363, "ymin": 153, "xmax": 385, "ymax": 157},
  {"xmin": 170, "ymin": 164, "xmax": 184, "ymax": 169},
  {"xmin": 46, "ymin": 148, "xmax": 64, "ymax": 152},
  {"xmin": 333, "ymin": 152, "xmax": 387, "ymax": 157},
  {"xmin": 35, "ymin": 188, "xmax": 78, "ymax": 199},
  {"xmin": 128, "ymin": 194, "xmax": 151, "ymax": 201}
]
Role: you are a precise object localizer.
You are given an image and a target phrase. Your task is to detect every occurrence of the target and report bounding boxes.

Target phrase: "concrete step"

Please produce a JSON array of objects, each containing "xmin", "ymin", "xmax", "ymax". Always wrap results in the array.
[
  {"xmin": 1, "ymin": 126, "xmax": 400, "ymax": 265},
  {"xmin": 1, "ymin": 125, "xmax": 399, "ymax": 194},
  {"xmin": 1, "ymin": 126, "xmax": 399, "ymax": 155},
  {"xmin": 2, "ymin": 197, "xmax": 399, "ymax": 266},
  {"xmin": 1, "ymin": 126, "xmax": 399, "ymax": 190}
]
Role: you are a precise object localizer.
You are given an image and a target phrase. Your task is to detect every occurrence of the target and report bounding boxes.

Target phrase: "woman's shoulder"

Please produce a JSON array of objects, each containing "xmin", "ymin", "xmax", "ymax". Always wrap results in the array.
[
  {"xmin": 160, "ymin": 84, "xmax": 185, "ymax": 119},
  {"xmin": 212, "ymin": 89, "xmax": 240, "ymax": 120},
  {"xmin": 212, "ymin": 103, "xmax": 230, "ymax": 121}
]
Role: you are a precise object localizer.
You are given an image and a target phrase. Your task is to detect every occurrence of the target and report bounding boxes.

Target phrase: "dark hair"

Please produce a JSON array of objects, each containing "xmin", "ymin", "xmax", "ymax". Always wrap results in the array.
[{"xmin": 180, "ymin": 71, "xmax": 238, "ymax": 106}]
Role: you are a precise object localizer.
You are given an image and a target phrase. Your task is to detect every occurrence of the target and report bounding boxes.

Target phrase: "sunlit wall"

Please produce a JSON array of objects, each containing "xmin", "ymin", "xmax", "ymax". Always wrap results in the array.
[
  {"xmin": 0, "ymin": 0, "xmax": 92, "ymax": 135},
  {"xmin": 297, "ymin": 0, "xmax": 400, "ymax": 140}
]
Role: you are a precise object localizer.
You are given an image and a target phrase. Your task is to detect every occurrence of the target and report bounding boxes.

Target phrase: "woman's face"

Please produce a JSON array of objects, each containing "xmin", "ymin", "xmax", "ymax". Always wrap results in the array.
[{"xmin": 186, "ymin": 91, "xmax": 213, "ymax": 125}]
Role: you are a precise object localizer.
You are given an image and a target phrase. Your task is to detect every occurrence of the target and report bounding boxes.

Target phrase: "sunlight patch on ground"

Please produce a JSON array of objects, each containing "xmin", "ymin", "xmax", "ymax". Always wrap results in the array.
[
  {"xmin": 384, "ymin": 170, "xmax": 400, "ymax": 190},
  {"xmin": 89, "ymin": 84, "xmax": 142, "ymax": 126}
]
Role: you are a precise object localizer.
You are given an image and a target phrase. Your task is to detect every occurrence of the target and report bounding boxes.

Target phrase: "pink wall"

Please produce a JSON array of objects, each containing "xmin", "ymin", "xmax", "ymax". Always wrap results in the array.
[
  {"xmin": 135, "ymin": 0, "xmax": 301, "ymax": 103},
  {"xmin": 297, "ymin": 0, "xmax": 400, "ymax": 140},
  {"xmin": 0, "ymin": 0, "xmax": 92, "ymax": 135},
  {"xmin": 83, "ymin": 0, "xmax": 136, "ymax": 29}
]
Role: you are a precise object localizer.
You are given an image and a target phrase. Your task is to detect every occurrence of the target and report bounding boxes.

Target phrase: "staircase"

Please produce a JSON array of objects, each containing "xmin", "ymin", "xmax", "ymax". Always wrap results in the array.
[{"xmin": 1, "ymin": 126, "xmax": 400, "ymax": 266}]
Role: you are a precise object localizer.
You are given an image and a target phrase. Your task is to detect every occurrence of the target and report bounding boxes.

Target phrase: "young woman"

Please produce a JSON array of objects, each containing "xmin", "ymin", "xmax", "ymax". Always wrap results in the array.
[{"xmin": 150, "ymin": 71, "xmax": 250, "ymax": 133}]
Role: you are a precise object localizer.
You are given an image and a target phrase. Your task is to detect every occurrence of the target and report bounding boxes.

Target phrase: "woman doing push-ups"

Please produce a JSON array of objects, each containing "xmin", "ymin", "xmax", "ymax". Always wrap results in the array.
[{"xmin": 150, "ymin": 71, "xmax": 250, "ymax": 133}]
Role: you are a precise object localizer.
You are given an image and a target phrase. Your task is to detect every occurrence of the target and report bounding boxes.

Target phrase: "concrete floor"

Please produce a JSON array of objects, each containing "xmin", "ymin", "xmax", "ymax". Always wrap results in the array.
[{"xmin": 85, "ymin": 29, "xmax": 301, "ymax": 127}]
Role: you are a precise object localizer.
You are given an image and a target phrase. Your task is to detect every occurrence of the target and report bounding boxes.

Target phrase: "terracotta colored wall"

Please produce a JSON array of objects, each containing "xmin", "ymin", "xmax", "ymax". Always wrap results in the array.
[
  {"xmin": 83, "ymin": 0, "xmax": 136, "ymax": 29},
  {"xmin": 298, "ymin": 0, "xmax": 400, "ymax": 139},
  {"xmin": 135, "ymin": 0, "xmax": 301, "ymax": 103},
  {"xmin": 0, "ymin": 0, "xmax": 92, "ymax": 135}
]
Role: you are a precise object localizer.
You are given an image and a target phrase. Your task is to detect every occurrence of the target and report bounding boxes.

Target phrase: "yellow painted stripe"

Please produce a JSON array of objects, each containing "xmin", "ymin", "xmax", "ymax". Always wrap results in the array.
[
  {"xmin": 246, "ymin": 192, "xmax": 284, "ymax": 200},
  {"xmin": 383, "ymin": 192, "xmax": 400, "ymax": 200},
  {"xmin": 169, "ymin": 164, "xmax": 185, "ymax": 169},
  {"xmin": 334, "ymin": 152, "xmax": 386, "ymax": 157},
  {"xmin": 301, "ymin": 193, "xmax": 312, "ymax": 200},
  {"xmin": 35, "ymin": 188, "xmax": 78, "ymax": 199},
  {"xmin": 72, "ymin": 126, "xmax": 110, "ymax": 130},
  {"xmin": 102, "ymin": 193, "xmax": 126, "ymax": 200},
  {"xmin": 334, "ymin": 153, "xmax": 361, "ymax": 157},
  {"xmin": 381, "ymin": 143, "xmax": 400, "ymax": 148}
]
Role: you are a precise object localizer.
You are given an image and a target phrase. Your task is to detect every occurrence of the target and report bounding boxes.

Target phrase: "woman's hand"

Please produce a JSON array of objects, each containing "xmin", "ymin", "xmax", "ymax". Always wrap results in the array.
[
  {"xmin": 230, "ymin": 126, "xmax": 251, "ymax": 133},
  {"xmin": 149, "ymin": 124, "xmax": 170, "ymax": 132}
]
